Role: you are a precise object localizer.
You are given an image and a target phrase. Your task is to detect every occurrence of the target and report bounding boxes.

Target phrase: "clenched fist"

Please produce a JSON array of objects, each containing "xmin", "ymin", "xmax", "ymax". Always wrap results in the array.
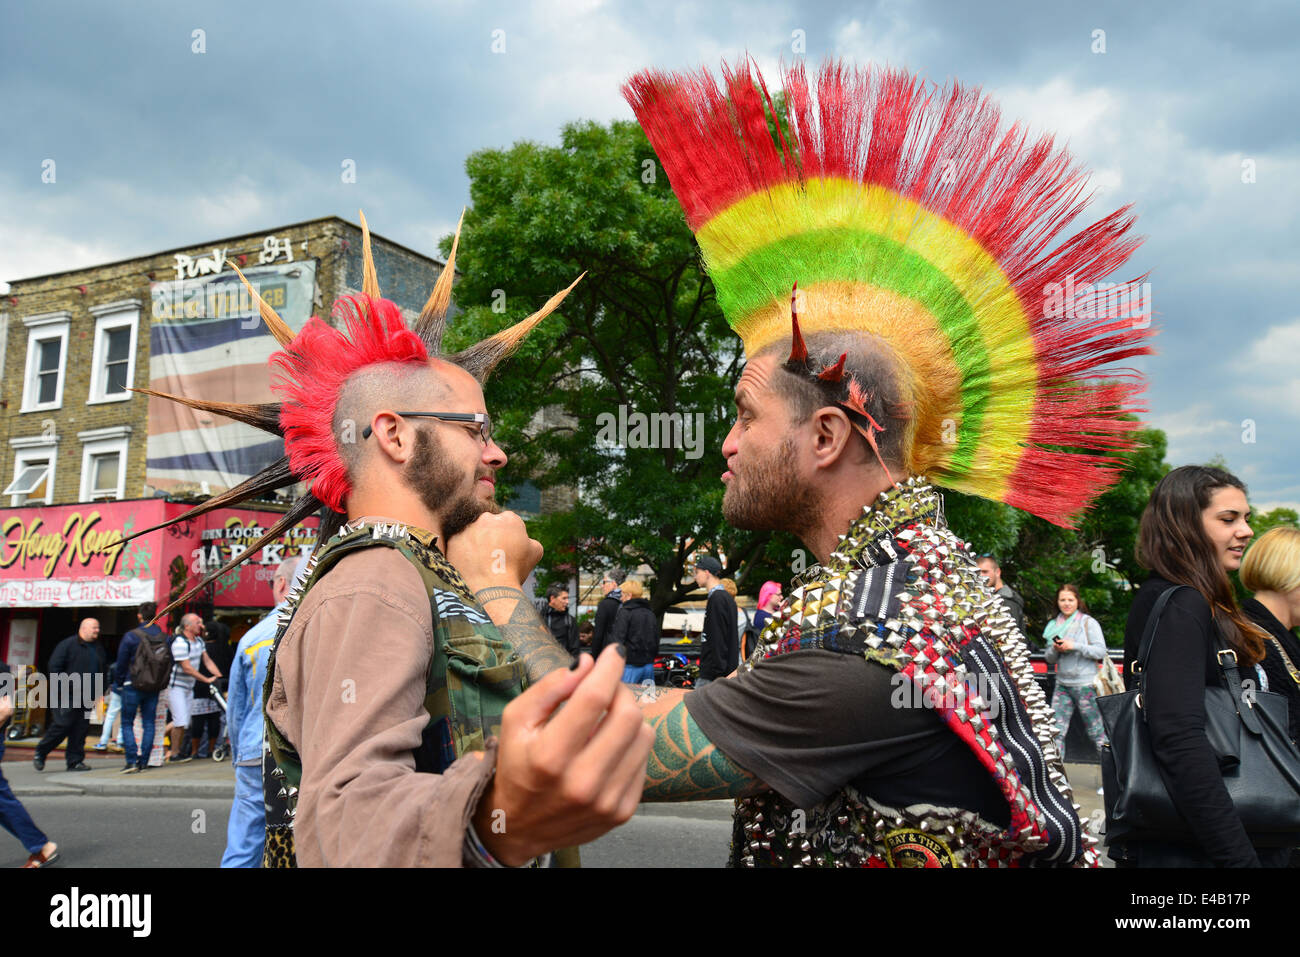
[
  {"xmin": 473, "ymin": 646, "xmax": 655, "ymax": 865},
  {"xmin": 445, "ymin": 510, "xmax": 543, "ymax": 593}
]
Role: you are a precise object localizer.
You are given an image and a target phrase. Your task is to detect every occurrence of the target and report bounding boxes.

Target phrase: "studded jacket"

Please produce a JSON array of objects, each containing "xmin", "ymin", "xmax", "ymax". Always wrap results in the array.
[{"xmin": 732, "ymin": 478, "xmax": 1099, "ymax": 867}]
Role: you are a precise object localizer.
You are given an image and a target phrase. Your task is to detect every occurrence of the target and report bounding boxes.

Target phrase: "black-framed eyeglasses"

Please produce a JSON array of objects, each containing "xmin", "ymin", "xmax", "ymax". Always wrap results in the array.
[{"xmin": 362, "ymin": 411, "xmax": 493, "ymax": 443}]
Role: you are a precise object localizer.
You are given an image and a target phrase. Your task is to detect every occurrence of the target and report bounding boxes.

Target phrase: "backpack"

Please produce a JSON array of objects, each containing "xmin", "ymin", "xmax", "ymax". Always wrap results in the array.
[{"xmin": 129, "ymin": 629, "xmax": 174, "ymax": 693}]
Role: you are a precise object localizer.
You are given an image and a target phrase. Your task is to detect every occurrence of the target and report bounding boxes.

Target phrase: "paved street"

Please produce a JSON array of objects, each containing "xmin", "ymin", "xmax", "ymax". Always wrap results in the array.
[
  {"xmin": 0, "ymin": 794, "xmax": 235, "ymax": 868},
  {"xmin": 2, "ymin": 745, "xmax": 1106, "ymax": 867}
]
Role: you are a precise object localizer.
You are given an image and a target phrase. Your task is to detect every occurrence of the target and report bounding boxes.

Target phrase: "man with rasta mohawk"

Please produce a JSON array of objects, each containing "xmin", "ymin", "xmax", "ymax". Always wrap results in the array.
[
  {"xmin": 136, "ymin": 213, "xmax": 652, "ymax": 867},
  {"xmin": 622, "ymin": 58, "xmax": 1154, "ymax": 867}
]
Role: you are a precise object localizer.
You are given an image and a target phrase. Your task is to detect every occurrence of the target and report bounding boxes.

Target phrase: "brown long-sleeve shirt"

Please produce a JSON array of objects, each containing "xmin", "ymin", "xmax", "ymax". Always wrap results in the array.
[{"xmin": 264, "ymin": 543, "xmax": 496, "ymax": 867}]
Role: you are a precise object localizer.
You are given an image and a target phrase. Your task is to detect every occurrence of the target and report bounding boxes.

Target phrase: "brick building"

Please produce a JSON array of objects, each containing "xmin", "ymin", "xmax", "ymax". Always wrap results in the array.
[
  {"xmin": 1, "ymin": 216, "xmax": 447, "ymax": 506},
  {"xmin": 0, "ymin": 218, "xmax": 448, "ymax": 674}
]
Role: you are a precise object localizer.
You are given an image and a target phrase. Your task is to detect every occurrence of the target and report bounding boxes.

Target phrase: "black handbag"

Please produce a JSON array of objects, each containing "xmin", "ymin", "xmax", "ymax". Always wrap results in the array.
[{"xmin": 1098, "ymin": 585, "xmax": 1300, "ymax": 847}]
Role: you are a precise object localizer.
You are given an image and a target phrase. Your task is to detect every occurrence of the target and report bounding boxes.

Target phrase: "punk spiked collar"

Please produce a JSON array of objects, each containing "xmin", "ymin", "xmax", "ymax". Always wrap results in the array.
[{"xmin": 735, "ymin": 476, "xmax": 1099, "ymax": 868}]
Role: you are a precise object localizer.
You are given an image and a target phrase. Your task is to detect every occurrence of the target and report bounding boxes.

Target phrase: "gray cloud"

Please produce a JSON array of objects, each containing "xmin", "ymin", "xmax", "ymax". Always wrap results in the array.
[{"xmin": 2, "ymin": 0, "xmax": 1295, "ymax": 507}]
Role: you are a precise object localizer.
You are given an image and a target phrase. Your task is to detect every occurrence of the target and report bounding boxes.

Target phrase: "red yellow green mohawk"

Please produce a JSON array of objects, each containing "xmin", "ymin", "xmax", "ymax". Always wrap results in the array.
[{"xmin": 623, "ymin": 59, "xmax": 1154, "ymax": 527}]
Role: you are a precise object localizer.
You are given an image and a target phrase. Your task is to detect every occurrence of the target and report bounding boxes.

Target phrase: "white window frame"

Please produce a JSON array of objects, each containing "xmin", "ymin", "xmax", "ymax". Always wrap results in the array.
[
  {"xmin": 87, "ymin": 300, "xmax": 142, "ymax": 404},
  {"xmin": 7, "ymin": 436, "xmax": 59, "ymax": 507},
  {"xmin": 78, "ymin": 426, "xmax": 132, "ymax": 502},
  {"xmin": 20, "ymin": 312, "xmax": 71, "ymax": 413}
]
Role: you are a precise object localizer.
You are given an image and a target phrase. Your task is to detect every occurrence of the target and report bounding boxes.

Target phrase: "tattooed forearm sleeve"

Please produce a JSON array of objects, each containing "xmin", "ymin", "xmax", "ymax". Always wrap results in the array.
[
  {"xmin": 475, "ymin": 586, "xmax": 573, "ymax": 683},
  {"xmin": 641, "ymin": 697, "xmax": 763, "ymax": 802}
]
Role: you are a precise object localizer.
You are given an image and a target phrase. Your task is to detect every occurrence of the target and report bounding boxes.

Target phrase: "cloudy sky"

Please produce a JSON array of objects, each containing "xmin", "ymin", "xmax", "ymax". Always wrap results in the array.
[{"xmin": 3, "ymin": 0, "xmax": 1297, "ymax": 509}]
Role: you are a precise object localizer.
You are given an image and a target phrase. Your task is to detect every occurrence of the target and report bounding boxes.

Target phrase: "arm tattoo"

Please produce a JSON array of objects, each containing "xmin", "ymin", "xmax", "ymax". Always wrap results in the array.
[
  {"xmin": 641, "ymin": 698, "xmax": 762, "ymax": 802},
  {"xmin": 475, "ymin": 586, "xmax": 572, "ymax": 683}
]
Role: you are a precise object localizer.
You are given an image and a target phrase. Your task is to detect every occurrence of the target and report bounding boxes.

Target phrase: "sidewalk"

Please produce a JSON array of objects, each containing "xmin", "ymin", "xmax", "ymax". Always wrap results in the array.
[
  {"xmin": 4, "ymin": 734, "xmax": 1107, "ymax": 827},
  {"xmin": 3, "ymin": 737, "xmax": 236, "ymax": 799}
]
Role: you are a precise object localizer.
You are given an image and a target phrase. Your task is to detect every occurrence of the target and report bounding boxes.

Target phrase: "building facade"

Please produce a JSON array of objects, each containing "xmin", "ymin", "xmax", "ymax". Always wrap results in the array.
[
  {"xmin": 1, "ymin": 216, "xmax": 447, "ymax": 507},
  {"xmin": 0, "ymin": 217, "xmax": 447, "ymax": 672}
]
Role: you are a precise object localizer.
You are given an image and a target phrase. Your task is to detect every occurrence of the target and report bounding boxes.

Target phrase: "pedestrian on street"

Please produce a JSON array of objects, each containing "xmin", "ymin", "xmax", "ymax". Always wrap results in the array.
[
  {"xmin": 537, "ymin": 584, "xmax": 579, "ymax": 657},
  {"xmin": 1241, "ymin": 526, "xmax": 1300, "ymax": 747},
  {"xmin": 694, "ymin": 556, "xmax": 738, "ymax": 687},
  {"xmin": 748, "ymin": 581, "xmax": 783, "ymax": 660},
  {"xmin": 167, "ymin": 613, "xmax": 221, "ymax": 764},
  {"xmin": 203, "ymin": 617, "xmax": 233, "ymax": 680},
  {"xmin": 223, "ymin": 556, "xmax": 304, "ymax": 867},
  {"xmin": 33, "ymin": 618, "xmax": 107, "ymax": 773},
  {"xmin": 1115, "ymin": 465, "xmax": 1285, "ymax": 867},
  {"xmin": 752, "ymin": 581, "xmax": 782, "ymax": 634},
  {"xmin": 188, "ymin": 658, "xmax": 222, "ymax": 759},
  {"xmin": 116, "ymin": 602, "xmax": 169, "ymax": 773},
  {"xmin": 976, "ymin": 554, "xmax": 1027, "ymax": 637},
  {"xmin": 591, "ymin": 569, "xmax": 624, "ymax": 658},
  {"xmin": 93, "ymin": 660, "xmax": 125, "ymax": 754},
  {"xmin": 610, "ymin": 579, "xmax": 658, "ymax": 686},
  {"xmin": 1043, "ymin": 584, "xmax": 1108, "ymax": 758},
  {"xmin": 0, "ymin": 682, "xmax": 59, "ymax": 867}
]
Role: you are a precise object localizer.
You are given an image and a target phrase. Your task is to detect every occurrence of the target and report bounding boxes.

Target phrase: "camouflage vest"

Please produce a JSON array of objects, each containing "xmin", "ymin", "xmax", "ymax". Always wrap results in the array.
[
  {"xmin": 259, "ymin": 518, "xmax": 527, "ymax": 868},
  {"xmin": 730, "ymin": 478, "xmax": 1101, "ymax": 868}
]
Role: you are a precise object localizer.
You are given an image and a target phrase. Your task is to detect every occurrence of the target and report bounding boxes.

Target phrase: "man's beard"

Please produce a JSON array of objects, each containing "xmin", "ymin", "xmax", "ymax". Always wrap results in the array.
[
  {"xmin": 405, "ymin": 426, "xmax": 500, "ymax": 540},
  {"xmin": 721, "ymin": 435, "xmax": 823, "ymax": 538}
]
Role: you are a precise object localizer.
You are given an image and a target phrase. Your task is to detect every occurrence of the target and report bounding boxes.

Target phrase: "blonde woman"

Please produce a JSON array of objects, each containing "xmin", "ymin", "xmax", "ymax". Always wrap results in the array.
[
  {"xmin": 1241, "ymin": 526, "xmax": 1300, "ymax": 746},
  {"xmin": 611, "ymin": 579, "xmax": 659, "ymax": 685}
]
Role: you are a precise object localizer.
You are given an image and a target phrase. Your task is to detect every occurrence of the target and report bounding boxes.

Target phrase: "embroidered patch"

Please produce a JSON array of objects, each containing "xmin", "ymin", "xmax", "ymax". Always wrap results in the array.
[
  {"xmin": 432, "ymin": 589, "xmax": 491, "ymax": 625},
  {"xmin": 884, "ymin": 828, "xmax": 956, "ymax": 868}
]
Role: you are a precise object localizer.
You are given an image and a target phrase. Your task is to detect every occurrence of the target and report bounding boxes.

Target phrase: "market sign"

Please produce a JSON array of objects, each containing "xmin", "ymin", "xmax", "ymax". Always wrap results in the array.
[
  {"xmin": 189, "ymin": 509, "xmax": 318, "ymax": 607},
  {"xmin": 194, "ymin": 514, "xmax": 317, "ymax": 574}
]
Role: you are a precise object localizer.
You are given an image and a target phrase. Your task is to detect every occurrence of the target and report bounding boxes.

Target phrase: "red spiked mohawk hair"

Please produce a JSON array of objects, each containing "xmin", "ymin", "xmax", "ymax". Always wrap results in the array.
[{"xmin": 271, "ymin": 294, "xmax": 428, "ymax": 513}]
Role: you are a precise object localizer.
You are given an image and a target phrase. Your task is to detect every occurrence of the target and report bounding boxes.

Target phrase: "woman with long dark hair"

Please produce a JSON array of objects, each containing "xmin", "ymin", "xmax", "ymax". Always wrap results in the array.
[{"xmin": 1114, "ymin": 465, "xmax": 1281, "ymax": 867}]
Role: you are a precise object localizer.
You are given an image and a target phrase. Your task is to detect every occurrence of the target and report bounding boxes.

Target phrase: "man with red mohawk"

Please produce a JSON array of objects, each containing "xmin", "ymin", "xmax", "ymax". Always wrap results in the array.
[
  {"xmin": 138, "ymin": 214, "xmax": 651, "ymax": 867},
  {"xmin": 622, "ymin": 59, "xmax": 1154, "ymax": 867}
]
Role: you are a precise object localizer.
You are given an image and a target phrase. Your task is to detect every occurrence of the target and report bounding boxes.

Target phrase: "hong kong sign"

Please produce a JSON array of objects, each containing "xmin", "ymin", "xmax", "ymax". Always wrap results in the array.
[
  {"xmin": 0, "ymin": 500, "xmax": 317, "ymax": 609},
  {"xmin": 0, "ymin": 501, "xmax": 161, "ymax": 608},
  {"xmin": 1, "ymin": 509, "xmax": 131, "ymax": 578}
]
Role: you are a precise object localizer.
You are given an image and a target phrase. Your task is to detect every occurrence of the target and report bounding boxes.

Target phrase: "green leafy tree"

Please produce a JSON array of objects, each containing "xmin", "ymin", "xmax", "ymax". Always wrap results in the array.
[
  {"xmin": 1251, "ymin": 506, "xmax": 1300, "ymax": 541},
  {"xmin": 444, "ymin": 119, "xmax": 776, "ymax": 616}
]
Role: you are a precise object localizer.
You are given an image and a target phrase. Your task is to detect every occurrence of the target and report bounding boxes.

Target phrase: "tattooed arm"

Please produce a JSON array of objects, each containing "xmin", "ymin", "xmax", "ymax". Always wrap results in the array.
[
  {"xmin": 442, "ymin": 510, "xmax": 573, "ymax": 684},
  {"xmin": 633, "ymin": 686, "xmax": 765, "ymax": 802},
  {"xmin": 474, "ymin": 585, "xmax": 573, "ymax": 684}
]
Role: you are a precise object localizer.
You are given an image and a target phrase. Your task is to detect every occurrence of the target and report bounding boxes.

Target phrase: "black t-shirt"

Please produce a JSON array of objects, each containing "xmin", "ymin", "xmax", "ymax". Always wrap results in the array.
[{"xmin": 685, "ymin": 648, "xmax": 1009, "ymax": 824}]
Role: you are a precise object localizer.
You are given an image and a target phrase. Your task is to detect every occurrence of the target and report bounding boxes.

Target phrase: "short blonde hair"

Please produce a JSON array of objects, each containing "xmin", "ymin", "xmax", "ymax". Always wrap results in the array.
[
  {"xmin": 621, "ymin": 579, "xmax": 644, "ymax": 600},
  {"xmin": 720, "ymin": 578, "xmax": 738, "ymax": 596},
  {"xmin": 1242, "ymin": 526, "xmax": 1300, "ymax": 595}
]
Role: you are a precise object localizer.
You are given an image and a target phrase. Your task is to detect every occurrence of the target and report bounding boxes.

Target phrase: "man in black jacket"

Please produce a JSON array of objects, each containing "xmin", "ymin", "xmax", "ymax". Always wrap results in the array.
[
  {"xmin": 591, "ymin": 570, "xmax": 624, "ymax": 658},
  {"xmin": 34, "ymin": 618, "xmax": 108, "ymax": 772},
  {"xmin": 694, "ymin": 556, "xmax": 738, "ymax": 687},
  {"xmin": 538, "ymin": 584, "xmax": 579, "ymax": 657}
]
